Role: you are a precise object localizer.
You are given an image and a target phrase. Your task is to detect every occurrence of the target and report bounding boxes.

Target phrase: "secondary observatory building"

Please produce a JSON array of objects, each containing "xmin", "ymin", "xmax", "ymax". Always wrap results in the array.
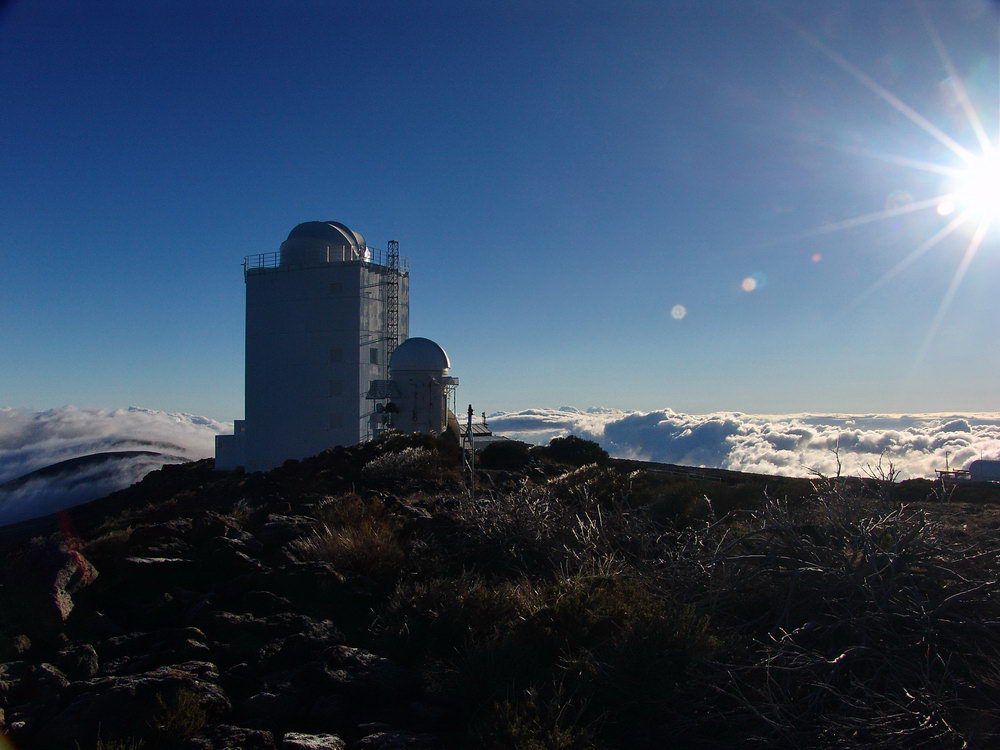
[{"xmin": 216, "ymin": 220, "xmax": 456, "ymax": 472}]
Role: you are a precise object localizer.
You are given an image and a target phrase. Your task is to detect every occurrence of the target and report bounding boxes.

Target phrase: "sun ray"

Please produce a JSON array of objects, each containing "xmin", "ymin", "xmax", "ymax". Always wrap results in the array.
[
  {"xmin": 916, "ymin": 0, "xmax": 994, "ymax": 153},
  {"xmin": 773, "ymin": 10, "xmax": 976, "ymax": 163},
  {"xmin": 915, "ymin": 216, "xmax": 992, "ymax": 365},
  {"xmin": 747, "ymin": 194, "xmax": 952, "ymax": 252},
  {"xmin": 833, "ymin": 143, "xmax": 962, "ymax": 177},
  {"xmin": 796, "ymin": 194, "xmax": 950, "ymax": 240},
  {"xmin": 848, "ymin": 209, "xmax": 971, "ymax": 309}
]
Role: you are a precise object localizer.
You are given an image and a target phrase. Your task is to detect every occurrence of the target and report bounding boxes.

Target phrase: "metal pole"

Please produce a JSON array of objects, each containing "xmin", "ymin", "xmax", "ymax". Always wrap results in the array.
[{"xmin": 467, "ymin": 404, "xmax": 475, "ymax": 501}]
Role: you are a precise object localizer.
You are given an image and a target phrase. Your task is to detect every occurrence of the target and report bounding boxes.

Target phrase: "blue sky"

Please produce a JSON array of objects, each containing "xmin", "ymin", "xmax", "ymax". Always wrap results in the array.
[{"xmin": 2, "ymin": 0, "xmax": 999, "ymax": 420}]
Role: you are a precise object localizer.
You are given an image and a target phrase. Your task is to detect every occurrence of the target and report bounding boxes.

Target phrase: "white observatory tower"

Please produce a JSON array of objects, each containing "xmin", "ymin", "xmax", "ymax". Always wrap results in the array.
[{"xmin": 215, "ymin": 221, "xmax": 410, "ymax": 471}]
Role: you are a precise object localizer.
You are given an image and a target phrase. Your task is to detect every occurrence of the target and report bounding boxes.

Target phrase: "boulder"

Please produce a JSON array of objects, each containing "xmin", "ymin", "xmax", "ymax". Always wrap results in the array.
[
  {"xmin": 23, "ymin": 662, "xmax": 70, "ymax": 696},
  {"xmin": 242, "ymin": 690, "xmax": 300, "ymax": 727},
  {"xmin": 282, "ymin": 732, "xmax": 346, "ymax": 750},
  {"xmin": 305, "ymin": 694, "xmax": 349, "ymax": 729},
  {"xmin": 187, "ymin": 724, "xmax": 276, "ymax": 749},
  {"xmin": 254, "ymin": 516, "xmax": 317, "ymax": 547},
  {"xmin": 201, "ymin": 536, "xmax": 266, "ymax": 576},
  {"xmin": 97, "ymin": 627, "xmax": 211, "ymax": 675},
  {"xmin": 34, "ymin": 661, "xmax": 230, "ymax": 747},
  {"xmin": 55, "ymin": 643, "xmax": 99, "ymax": 679},
  {"xmin": 321, "ymin": 646, "xmax": 416, "ymax": 701},
  {"xmin": 355, "ymin": 732, "xmax": 441, "ymax": 750},
  {"xmin": 121, "ymin": 556, "xmax": 197, "ymax": 587},
  {"xmin": 0, "ymin": 634, "xmax": 31, "ymax": 661},
  {"xmin": 129, "ymin": 518, "xmax": 194, "ymax": 547},
  {"xmin": 15, "ymin": 541, "xmax": 98, "ymax": 628},
  {"xmin": 243, "ymin": 590, "xmax": 293, "ymax": 616}
]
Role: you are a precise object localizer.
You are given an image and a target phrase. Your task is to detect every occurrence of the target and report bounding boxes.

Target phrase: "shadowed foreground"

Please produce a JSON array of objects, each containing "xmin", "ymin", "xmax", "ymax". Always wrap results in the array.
[{"xmin": 0, "ymin": 433, "xmax": 998, "ymax": 749}]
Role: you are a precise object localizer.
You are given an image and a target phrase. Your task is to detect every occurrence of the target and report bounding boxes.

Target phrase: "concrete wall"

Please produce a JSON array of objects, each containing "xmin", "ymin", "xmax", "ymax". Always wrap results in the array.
[{"xmin": 389, "ymin": 370, "xmax": 448, "ymax": 435}]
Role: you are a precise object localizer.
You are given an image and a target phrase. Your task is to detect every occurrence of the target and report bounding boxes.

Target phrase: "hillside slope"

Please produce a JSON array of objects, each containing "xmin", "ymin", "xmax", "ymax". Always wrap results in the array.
[{"xmin": 0, "ymin": 434, "xmax": 998, "ymax": 749}]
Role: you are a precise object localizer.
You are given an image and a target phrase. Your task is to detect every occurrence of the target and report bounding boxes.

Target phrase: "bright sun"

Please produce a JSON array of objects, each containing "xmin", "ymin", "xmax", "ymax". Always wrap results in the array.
[
  {"xmin": 779, "ymin": 4, "xmax": 1000, "ymax": 366},
  {"xmin": 952, "ymin": 152, "xmax": 1000, "ymax": 220}
]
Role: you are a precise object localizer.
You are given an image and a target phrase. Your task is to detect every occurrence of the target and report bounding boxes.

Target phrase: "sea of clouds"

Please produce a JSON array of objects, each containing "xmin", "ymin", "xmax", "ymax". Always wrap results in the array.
[
  {"xmin": 2, "ymin": 404, "xmax": 998, "ymax": 527},
  {"xmin": 488, "ymin": 407, "xmax": 1000, "ymax": 479},
  {"xmin": 0, "ymin": 406, "xmax": 231, "ymax": 525}
]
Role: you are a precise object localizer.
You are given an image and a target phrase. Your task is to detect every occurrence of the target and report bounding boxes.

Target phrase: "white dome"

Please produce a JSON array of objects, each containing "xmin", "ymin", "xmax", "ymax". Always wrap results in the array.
[{"xmin": 390, "ymin": 337, "xmax": 450, "ymax": 372}]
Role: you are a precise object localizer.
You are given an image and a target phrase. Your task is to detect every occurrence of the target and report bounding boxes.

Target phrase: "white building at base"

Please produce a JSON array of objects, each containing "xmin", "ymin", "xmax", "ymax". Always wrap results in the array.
[
  {"xmin": 366, "ymin": 337, "xmax": 459, "ymax": 437},
  {"xmin": 215, "ymin": 220, "xmax": 411, "ymax": 471}
]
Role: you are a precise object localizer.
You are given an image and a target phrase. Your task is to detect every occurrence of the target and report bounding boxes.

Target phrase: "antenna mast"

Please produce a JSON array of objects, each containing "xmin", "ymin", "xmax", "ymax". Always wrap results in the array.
[{"xmin": 384, "ymin": 240, "xmax": 400, "ymax": 379}]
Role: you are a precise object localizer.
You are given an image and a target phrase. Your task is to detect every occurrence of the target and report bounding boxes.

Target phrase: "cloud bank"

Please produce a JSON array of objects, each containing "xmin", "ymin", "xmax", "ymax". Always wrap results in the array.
[
  {"xmin": 488, "ymin": 407, "xmax": 1000, "ymax": 479},
  {"xmin": 0, "ymin": 406, "xmax": 230, "ymax": 525}
]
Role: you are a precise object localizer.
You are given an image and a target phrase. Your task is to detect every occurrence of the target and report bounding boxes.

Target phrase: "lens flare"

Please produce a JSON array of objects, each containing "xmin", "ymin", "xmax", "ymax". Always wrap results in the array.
[
  {"xmin": 936, "ymin": 198, "xmax": 956, "ymax": 216},
  {"xmin": 670, "ymin": 304, "xmax": 687, "ymax": 320},
  {"xmin": 741, "ymin": 277, "xmax": 757, "ymax": 292}
]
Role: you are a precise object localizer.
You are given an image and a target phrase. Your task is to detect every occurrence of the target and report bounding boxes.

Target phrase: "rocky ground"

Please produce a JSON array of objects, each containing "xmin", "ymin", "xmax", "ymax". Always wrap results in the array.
[
  {"xmin": 0, "ymin": 436, "xmax": 465, "ymax": 750},
  {"xmin": 1, "ymin": 434, "xmax": 998, "ymax": 749}
]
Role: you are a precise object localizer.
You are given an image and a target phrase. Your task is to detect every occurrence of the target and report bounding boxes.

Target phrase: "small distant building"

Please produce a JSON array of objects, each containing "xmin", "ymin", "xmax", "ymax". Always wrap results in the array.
[
  {"xmin": 969, "ymin": 460, "xmax": 1000, "ymax": 483},
  {"xmin": 366, "ymin": 337, "xmax": 459, "ymax": 438}
]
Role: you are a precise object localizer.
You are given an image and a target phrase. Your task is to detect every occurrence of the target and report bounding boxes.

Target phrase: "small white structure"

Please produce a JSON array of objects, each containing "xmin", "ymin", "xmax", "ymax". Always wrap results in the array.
[
  {"xmin": 216, "ymin": 221, "xmax": 410, "ymax": 471},
  {"xmin": 969, "ymin": 460, "xmax": 1000, "ymax": 482},
  {"xmin": 367, "ymin": 337, "xmax": 458, "ymax": 437}
]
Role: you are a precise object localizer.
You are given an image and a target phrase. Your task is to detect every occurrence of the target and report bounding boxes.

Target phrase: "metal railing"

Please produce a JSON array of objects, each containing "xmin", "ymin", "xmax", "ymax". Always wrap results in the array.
[{"xmin": 243, "ymin": 246, "xmax": 410, "ymax": 277}]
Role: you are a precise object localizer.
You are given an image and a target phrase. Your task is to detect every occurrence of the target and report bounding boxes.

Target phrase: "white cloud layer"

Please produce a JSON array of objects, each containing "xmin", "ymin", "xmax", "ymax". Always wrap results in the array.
[
  {"xmin": 0, "ymin": 406, "xmax": 230, "ymax": 525},
  {"xmin": 488, "ymin": 407, "xmax": 1000, "ymax": 479}
]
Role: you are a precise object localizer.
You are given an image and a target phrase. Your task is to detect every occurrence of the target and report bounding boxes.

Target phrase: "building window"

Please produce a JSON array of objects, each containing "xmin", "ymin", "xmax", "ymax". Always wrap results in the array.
[
  {"xmin": 330, "ymin": 347, "xmax": 343, "ymax": 363},
  {"xmin": 329, "ymin": 380, "xmax": 343, "ymax": 397},
  {"xmin": 370, "ymin": 347, "xmax": 379, "ymax": 364},
  {"xmin": 328, "ymin": 282, "xmax": 343, "ymax": 294},
  {"xmin": 329, "ymin": 413, "xmax": 342, "ymax": 428}
]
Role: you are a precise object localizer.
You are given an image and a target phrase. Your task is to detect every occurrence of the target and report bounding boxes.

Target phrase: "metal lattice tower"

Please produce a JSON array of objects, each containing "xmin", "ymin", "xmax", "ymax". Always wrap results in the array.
[{"xmin": 383, "ymin": 240, "xmax": 400, "ymax": 378}]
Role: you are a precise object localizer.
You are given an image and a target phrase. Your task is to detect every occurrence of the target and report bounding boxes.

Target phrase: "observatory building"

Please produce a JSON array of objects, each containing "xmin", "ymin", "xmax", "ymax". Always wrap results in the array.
[
  {"xmin": 366, "ymin": 337, "xmax": 459, "ymax": 436},
  {"xmin": 216, "ymin": 221, "xmax": 457, "ymax": 472}
]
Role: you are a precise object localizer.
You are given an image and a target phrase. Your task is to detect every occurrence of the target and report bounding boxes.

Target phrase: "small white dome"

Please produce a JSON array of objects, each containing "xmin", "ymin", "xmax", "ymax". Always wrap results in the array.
[{"xmin": 390, "ymin": 337, "xmax": 450, "ymax": 372}]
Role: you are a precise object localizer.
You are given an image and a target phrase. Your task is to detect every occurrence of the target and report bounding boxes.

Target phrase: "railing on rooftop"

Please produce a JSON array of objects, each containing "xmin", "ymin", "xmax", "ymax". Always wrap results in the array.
[{"xmin": 243, "ymin": 246, "xmax": 409, "ymax": 277}]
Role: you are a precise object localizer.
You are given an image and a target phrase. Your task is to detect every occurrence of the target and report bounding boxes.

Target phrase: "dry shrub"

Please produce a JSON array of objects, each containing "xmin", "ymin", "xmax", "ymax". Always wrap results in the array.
[
  {"xmin": 363, "ymin": 446, "xmax": 442, "ymax": 483},
  {"xmin": 290, "ymin": 496, "xmax": 404, "ymax": 580},
  {"xmin": 679, "ymin": 494, "xmax": 1000, "ymax": 748},
  {"xmin": 473, "ymin": 685, "xmax": 598, "ymax": 750},
  {"xmin": 373, "ymin": 572, "xmax": 544, "ymax": 659},
  {"xmin": 151, "ymin": 687, "xmax": 208, "ymax": 742}
]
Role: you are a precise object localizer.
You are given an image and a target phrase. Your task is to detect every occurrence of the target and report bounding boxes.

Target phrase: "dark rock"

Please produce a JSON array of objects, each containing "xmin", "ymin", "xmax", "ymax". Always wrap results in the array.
[
  {"xmin": 201, "ymin": 537, "xmax": 266, "ymax": 575},
  {"xmin": 129, "ymin": 519, "xmax": 194, "ymax": 549},
  {"xmin": 219, "ymin": 662, "xmax": 260, "ymax": 702},
  {"xmin": 248, "ymin": 561, "xmax": 346, "ymax": 602},
  {"xmin": 192, "ymin": 512, "xmax": 241, "ymax": 541},
  {"xmin": 355, "ymin": 732, "xmax": 441, "ymax": 750},
  {"xmin": 75, "ymin": 610, "xmax": 125, "ymax": 639},
  {"xmin": 322, "ymin": 646, "xmax": 417, "ymax": 701},
  {"xmin": 55, "ymin": 643, "xmax": 100, "ymax": 679},
  {"xmin": 257, "ymin": 627, "xmax": 344, "ymax": 672},
  {"xmin": 255, "ymin": 516, "xmax": 316, "ymax": 547},
  {"xmin": 121, "ymin": 556, "xmax": 197, "ymax": 587},
  {"xmin": 98, "ymin": 627, "xmax": 211, "ymax": 675},
  {"xmin": 0, "ymin": 634, "xmax": 31, "ymax": 661},
  {"xmin": 282, "ymin": 732, "xmax": 345, "ymax": 750},
  {"xmin": 242, "ymin": 691, "xmax": 300, "ymax": 726},
  {"xmin": 187, "ymin": 724, "xmax": 276, "ymax": 749},
  {"xmin": 35, "ymin": 660, "xmax": 230, "ymax": 747},
  {"xmin": 14, "ymin": 541, "xmax": 98, "ymax": 629},
  {"xmin": 306, "ymin": 694, "xmax": 349, "ymax": 729},
  {"xmin": 24, "ymin": 662, "xmax": 69, "ymax": 695},
  {"xmin": 243, "ymin": 590, "xmax": 293, "ymax": 616}
]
